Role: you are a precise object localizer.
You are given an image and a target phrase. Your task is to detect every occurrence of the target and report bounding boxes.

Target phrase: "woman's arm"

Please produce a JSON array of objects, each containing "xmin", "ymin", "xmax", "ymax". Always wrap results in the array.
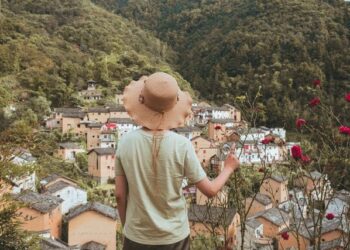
[
  {"xmin": 115, "ymin": 175, "xmax": 128, "ymax": 226},
  {"xmin": 195, "ymin": 153, "xmax": 239, "ymax": 198}
]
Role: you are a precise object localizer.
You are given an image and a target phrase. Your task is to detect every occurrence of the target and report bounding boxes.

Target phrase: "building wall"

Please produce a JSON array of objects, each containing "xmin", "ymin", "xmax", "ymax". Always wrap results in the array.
[
  {"xmin": 196, "ymin": 189, "xmax": 228, "ymax": 207},
  {"xmin": 68, "ymin": 211, "xmax": 116, "ymax": 250},
  {"xmin": 245, "ymin": 198, "xmax": 272, "ymax": 218},
  {"xmin": 87, "ymin": 129, "xmax": 102, "ymax": 150},
  {"xmin": 260, "ymin": 179, "xmax": 288, "ymax": 205},
  {"xmin": 278, "ymin": 233, "xmax": 309, "ymax": 250},
  {"xmin": 53, "ymin": 187, "xmax": 87, "ymax": 214},
  {"xmin": 56, "ymin": 148, "xmax": 85, "ymax": 161},
  {"xmin": 88, "ymin": 152, "xmax": 115, "ymax": 184},
  {"xmin": 62, "ymin": 117, "xmax": 81, "ymax": 134},
  {"xmin": 99, "ymin": 154, "xmax": 116, "ymax": 184},
  {"xmin": 256, "ymin": 217, "xmax": 288, "ymax": 238},
  {"xmin": 208, "ymin": 122, "xmax": 227, "ymax": 142},
  {"xmin": 88, "ymin": 152, "xmax": 99, "ymax": 181},
  {"xmin": 18, "ymin": 206, "xmax": 62, "ymax": 238},
  {"xmin": 87, "ymin": 112, "xmax": 110, "ymax": 123},
  {"xmin": 192, "ymin": 137, "xmax": 212, "ymax": 149},
  {"xmin": 195, "ymin": 147, "xmax": 218, "ymax": 168},
  {"xmin": 110, "ymin": 112, "xmax": 129, "ymax": 118},
  {"xmin": 321, "ymin": 230, "xmax": 343, "ymax": 242}
]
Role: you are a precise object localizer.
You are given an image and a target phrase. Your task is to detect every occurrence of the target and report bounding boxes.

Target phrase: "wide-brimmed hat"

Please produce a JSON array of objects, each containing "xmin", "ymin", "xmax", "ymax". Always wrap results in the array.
[{"xmin": 123, "ymin": 72, "xmax": 192, "ymax": 130}]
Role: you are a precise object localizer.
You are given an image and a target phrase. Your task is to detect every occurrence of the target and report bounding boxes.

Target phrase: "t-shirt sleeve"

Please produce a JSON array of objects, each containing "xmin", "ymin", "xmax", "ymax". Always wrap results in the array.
[
  {"xmin": 115, "ymin": 143, "xmax": 125, "ymax": 176},
  {"xmin": 184, "ymin": 141, "xmax": 206, "ymax": 184}
]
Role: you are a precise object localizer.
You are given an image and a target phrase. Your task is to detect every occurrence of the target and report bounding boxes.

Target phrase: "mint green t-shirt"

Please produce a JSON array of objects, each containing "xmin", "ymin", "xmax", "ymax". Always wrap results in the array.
[{"xmin": 115, "ymin": 129, "xmax": 206, "ymax": 245}]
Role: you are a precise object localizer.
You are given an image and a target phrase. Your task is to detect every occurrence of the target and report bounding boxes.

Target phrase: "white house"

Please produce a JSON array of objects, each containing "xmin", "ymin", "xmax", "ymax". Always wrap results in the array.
[
  {"xmin": 107, "ymin": 118, "xmax": 139, "ymax": 138},
  {"xmin": 99, "ymin": 131, "xmax": 117, "ymax": 148},
  {"xmin": 235, "ymin": 141, "xmax": 286, "ymax": 164},
  {"xmin": 237, "ymin": 218, "xmax": 273, "ymax": 249},
  {"xmin": 325, "ymin": 190, "xmax": 350, "ymax": 217},
  {"xmin": 192, "ymin": 105, "xmax": 231, "ymax": 125},
  {"xmin": 240, "ymin": 127, "xmax": 287, "ymax": 142},
  {"xmin": 42, "ymin": 180, "xmax": 87, "ymax": 214},
  {"xmin": 10, "ymin": 150, "xmax": 36, "ymax": 194},
  {"xmin": 56, "ymin": 142, "xmax": 85, "ymax": 161}
]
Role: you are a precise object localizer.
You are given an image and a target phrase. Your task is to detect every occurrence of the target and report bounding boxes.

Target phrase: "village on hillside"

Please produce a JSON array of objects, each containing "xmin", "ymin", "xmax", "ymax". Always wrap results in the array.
[{"xmin": 1, "ymin": 80, "xmax": 349, "ymax": 250}]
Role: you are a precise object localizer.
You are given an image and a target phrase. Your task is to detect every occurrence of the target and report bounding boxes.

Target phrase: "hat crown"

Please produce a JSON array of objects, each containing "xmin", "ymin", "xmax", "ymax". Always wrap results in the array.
[{"xmin": 143, "ymin": 72, "xmax": 179, "ymax": 113}]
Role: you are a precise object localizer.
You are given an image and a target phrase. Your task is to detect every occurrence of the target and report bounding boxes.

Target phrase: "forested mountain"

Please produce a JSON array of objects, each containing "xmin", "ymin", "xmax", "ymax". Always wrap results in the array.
[
  {"xmin": 97, "ymin": 0, "xmax": 350, "ymax": 128},
  {"xmin": 0, "ymin": 0, "xmax": 193, "ymax": 111}
]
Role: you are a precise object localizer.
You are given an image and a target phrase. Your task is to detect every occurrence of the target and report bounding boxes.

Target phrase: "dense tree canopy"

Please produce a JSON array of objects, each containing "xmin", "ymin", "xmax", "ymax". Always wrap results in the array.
[
  {"xmin": 101, "ymin": 0, "xmax": 350, "ymax": 128},
  {"xmin": 0, "ymin": 0, "xmax": 193, "ymax": 111}
]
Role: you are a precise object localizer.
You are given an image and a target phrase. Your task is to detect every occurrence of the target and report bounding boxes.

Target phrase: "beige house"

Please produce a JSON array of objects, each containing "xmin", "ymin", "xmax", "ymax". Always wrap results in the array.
[
  {"xmin": 188, "ymin": 204, "xmax": 240, "ymax": 248},
  {"xmin": 246, "ymin": 193, "xmax": 273, "ymax": 218},
  {"xmin": 294, "ymin": 170, "xmax": 329, "ymax": 196},
  {"xmin": 86, "ymin": 123, "xmax": 103, "ymax": 150},
  {"xmin": 46, "ymin": 108, "xmax": 83, "ymax": 130},
  {"xmin": 208, "ymin": 119, "xmax": 235, "ymax": 143},
  {"xmin": 55, "ymin": 142, "xmax": 85, "ymax": 161},
  {"xmin": 65, "ymin": 202, "xmax": 118, "ymax": 250},
  {"xmin": 191, "ymin": 136, "xmax": 218, "ymax": 169},
  {"xmin": 278, "ymin": 216, "xmax": 347, "ymax": 250},
  {"xmin": 260, "ymin": 175, "xmax": 289, "ymax": 205},
  {"xmin": 196, "ymin": 188, "xmax": 228, "ymax": 207},
  {"xmin": 61, "ymin": 112, "xmax": 86, "ymax": 135},
  {"xmin": 15, "ymin": 191, "xmax": 63, "ymax": 239},
  {"xmin": 254, "ymin": 207, "xmax": 289, "ymax": 239},
  {"xmin": 88, "ymin": 148, "xmax": 116, "ymax": 184},
  {"xmin": 87, "ymin": 107, "xmax": 110, "ymax": 123},
  {"xmin": 223, "ymin": 104, "xmax": 242, "ymax": 123}
]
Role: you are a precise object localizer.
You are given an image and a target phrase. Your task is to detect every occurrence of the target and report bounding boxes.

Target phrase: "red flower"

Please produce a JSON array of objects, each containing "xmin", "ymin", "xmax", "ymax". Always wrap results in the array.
[
  {"xmin": 258, "ymin": 167, "xmax": 265, "ymax": 173},
  {"xmin": 291, "ymin": 145, "xmax": 303, "ymax": 159},
  {"xmin": 296, "ymin": 118, "xmax": 306, "ymax": 129},
  {"xmin": 281, "ymin": 232, "xmax": 289, "ymax": 240},
  {"xmin": 214, "ymin": 125, "xmax": 222, "ymax": 130},
  {"xmin": 301, "ymin": 155, "xmax": 311, "ymax": 164},
  {"xmin": 345, "ymin": 93, "xmax": 350, "ymax": 102},
  {"xmin": 339, "ymin": 126, "xmax": 350, "ymax": 135},
  {"xmin": 313, "ymin": 79, "xmax": 321, "ymax": 87},
  {"xmin": 326, "ymin": 213, "xmax": 335, "ymax": 220},
  {"xmin": 261, "ymin": 138, "xmax": 273, "ymax": 144},
  {"xmin": 309, "ymin": 97, "xmax": 321, "ymax": 107}
]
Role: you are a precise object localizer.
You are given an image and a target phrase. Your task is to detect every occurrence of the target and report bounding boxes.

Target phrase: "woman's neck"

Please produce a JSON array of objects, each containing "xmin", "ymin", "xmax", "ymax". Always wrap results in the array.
[{"xmin": 142, "ymin": 127, "xmax": 168, "ymax": 135}]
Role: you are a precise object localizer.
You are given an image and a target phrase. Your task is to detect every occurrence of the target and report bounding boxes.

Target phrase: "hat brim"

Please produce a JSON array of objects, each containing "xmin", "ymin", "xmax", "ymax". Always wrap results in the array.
[{"xmin": 123, "ymin": 79, "xmax": 192, "ymax": 130}]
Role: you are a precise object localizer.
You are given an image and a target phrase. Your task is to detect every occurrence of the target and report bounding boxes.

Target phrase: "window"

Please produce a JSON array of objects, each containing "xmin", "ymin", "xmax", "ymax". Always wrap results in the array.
[
  {"xmin": 203, "ymin": 150, "xmax": 206, "ymax": 154},
  {"xmin": 77, "ymin": 124, "xmax": 80, "ymax": 128},
  {"xmin": 107, "ymin": 166, "xmax": 110, "ymax": 169}
]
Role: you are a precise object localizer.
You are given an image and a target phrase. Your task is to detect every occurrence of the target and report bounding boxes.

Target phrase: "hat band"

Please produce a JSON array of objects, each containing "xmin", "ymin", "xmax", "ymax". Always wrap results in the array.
[{"xmin": 139, "ymin": 93, "xmax": 179, "ymax": 113}]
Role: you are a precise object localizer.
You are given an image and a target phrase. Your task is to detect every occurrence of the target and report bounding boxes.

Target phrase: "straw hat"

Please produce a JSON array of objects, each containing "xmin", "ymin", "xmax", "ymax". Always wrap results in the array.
[{"xmin": 123, "ymin": 72, "xmax": 192, "ymax": 130}]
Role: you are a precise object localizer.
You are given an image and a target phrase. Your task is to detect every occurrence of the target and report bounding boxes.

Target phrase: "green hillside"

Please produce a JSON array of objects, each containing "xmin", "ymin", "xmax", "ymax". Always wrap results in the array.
[
  {"xmin": 0, "ymin": 0, "xmax": 193, "ymax": 110},
  {"xmin": 100, "ymin": 0, "xmax": 350, "ymax": 128}
]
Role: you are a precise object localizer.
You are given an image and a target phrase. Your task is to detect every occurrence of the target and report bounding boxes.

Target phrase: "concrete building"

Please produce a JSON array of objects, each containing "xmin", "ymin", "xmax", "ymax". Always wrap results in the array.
[
  {"xmin": 65, "ymin": 202, "xmax": 118, "ymax": 250},
  {"xmin": 16, "ymin": 191, "xmax": 63, "ymax": 238},
  {"xmin": 87, "ymin": 148, "xmax": 116, "ymax": 184}
]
